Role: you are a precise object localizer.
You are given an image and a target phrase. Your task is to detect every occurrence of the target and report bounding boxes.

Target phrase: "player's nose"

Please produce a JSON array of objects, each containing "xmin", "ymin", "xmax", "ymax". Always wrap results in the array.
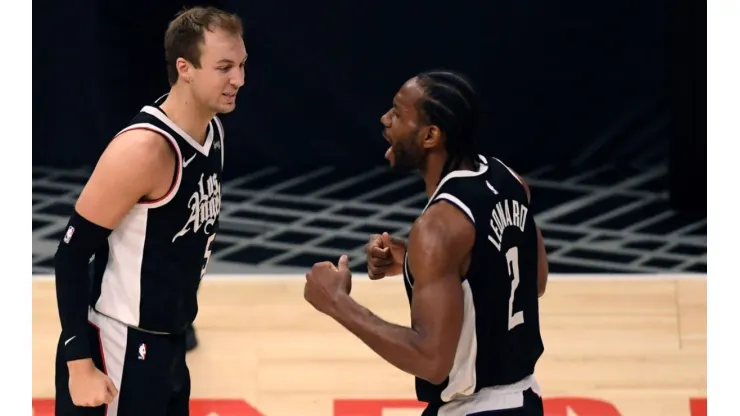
[
  {"xmin": 380, "ymin": 110, "xmax": 391, "ymax": 127},
  {"xmin": 231, "ymin": 73, "xmax": 245, "ymax": 88}
]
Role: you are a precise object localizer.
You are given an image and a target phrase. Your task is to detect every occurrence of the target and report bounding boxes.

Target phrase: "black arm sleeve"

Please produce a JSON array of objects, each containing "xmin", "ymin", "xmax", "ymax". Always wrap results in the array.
[{"xmin": 53, "ymin": 210, "xmax": 112, "ymax": 362}]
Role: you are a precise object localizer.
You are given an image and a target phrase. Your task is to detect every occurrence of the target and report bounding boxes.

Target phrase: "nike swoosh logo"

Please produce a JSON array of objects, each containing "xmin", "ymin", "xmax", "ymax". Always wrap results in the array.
[
  {"xmin": 486, "ymin": 180, "xmax": 498, "ymax": 195},
  {"xmin": 64, "ymin": 336, "xmax": 76, "ymax": 346},
  {"xmin": 183, "ymin": 154, "xmax": 197, "ymax": 168}
]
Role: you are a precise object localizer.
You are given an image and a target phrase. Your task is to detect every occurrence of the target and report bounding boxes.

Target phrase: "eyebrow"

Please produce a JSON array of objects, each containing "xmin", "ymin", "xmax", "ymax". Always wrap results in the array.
[{"xmin": 217, "ymin": 56, "xmax": 248, "ymax": 64}]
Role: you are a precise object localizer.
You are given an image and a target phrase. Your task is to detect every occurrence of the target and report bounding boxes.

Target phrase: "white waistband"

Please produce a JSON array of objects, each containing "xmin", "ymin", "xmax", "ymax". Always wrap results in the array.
[{"xmin": 438, "ymin": 375, "xmax": 541, "ymax": 415}]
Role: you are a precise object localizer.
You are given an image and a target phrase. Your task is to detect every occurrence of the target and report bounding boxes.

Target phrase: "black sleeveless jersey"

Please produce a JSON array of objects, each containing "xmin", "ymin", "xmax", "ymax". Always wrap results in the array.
[
  {"xmin": 402, "ymin": 155, "xmax": 544, "ymax": 405},
  {"xmin": 89, "ymin": 94, "xmax": 224, "ymax": 334}
]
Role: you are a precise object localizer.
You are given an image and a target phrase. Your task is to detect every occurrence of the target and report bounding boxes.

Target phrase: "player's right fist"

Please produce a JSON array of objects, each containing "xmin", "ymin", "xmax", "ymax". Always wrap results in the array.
[
  {"xmin": 68, "ymin": 358, "xmax": 118, "ymax": 407},
  {"xmin": 366, "ymin": 232, "xmax": 406, "ymax": 279}
]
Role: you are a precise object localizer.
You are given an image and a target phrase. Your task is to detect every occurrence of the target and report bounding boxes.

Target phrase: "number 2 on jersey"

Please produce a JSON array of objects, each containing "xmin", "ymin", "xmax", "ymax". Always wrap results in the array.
[
  {"xmin": 201, "ymin": 233, "xmax": 217, "ymax": 279},
  {"xmin": 506, "ymin": 246, "xmax": 525, "ymax": 330}
]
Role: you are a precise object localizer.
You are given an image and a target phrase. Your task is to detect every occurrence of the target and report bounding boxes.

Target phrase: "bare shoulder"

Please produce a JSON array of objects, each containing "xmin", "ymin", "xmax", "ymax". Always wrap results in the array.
[
  {"xmin": 75, "ymin": 129, "xmax": 176, "ymax": 229},
  {"xmin": 413, "ymin": 201, "xmax": 474, "ymax": 240},
  {"xmin": 408, "ymin": 201, "xmax": 475, "ymax": 274},
  {"xmin": 99, "ymin": 129, "xmax": 175, "ymax": 176}
]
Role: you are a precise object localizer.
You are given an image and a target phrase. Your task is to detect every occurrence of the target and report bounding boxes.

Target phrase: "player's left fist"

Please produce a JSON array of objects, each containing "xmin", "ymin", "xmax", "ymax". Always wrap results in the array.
[{"xmin": 304, "ymin": 255, "xmax": 352, "ymax": 314}]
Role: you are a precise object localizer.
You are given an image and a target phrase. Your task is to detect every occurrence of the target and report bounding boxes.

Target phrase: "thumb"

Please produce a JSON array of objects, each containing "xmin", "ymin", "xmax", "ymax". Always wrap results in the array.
[
  {"xmin": 381, "ymin": 232, "xmax": 392, "ymax": 248},
  {"xmin": 338, "ymin": 254, "xmax": 349, "ymax": 271},
  {"xmin": 106, "ymin": 377, "xmax": 118, "ymax": 397}
]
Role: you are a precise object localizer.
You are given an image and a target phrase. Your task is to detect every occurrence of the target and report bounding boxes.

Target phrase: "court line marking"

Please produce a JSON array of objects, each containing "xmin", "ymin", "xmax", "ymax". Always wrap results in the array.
[{"xmin": 30, "ymin": 273, "xmax": 707, "ymax": 282}]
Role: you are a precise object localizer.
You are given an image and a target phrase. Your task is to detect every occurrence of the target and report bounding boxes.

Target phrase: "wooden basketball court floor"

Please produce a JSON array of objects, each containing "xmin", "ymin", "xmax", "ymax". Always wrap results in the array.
[{"xmin": 32, "ymin": 275, "xmax": 706, "ymax": 416}]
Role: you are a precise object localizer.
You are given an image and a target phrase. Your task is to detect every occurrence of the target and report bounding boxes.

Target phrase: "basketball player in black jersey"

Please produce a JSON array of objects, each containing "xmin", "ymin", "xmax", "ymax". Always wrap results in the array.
[
  {"xmin": 52, "ymin": 7, "xmax": 245, "ymax": 415},
  {"xmin": 304, "ymin": 70, "xmax": 549, "ymax": 415}
]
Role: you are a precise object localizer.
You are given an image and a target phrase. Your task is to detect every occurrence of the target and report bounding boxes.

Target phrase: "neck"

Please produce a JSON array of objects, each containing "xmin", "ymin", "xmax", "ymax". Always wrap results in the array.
[
  {"xmin": 421, "ymin": 151, "xmax": 476, "ymax": 198},
  {"xmin": 159, "ymin": 84, "xmax": 214, "ymax": 145}
]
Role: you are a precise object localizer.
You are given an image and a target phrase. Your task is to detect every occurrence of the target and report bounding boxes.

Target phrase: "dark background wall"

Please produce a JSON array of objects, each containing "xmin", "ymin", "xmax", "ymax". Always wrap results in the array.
[{"xmin": 32, "ymin": 0, "xmax": 705, "ymax": 213}]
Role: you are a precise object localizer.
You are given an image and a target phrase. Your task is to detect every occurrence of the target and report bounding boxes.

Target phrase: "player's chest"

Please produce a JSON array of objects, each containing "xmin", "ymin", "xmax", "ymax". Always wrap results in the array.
[
  {"xmin": 166, "ymin": 169, "xmax": 222, "ymax": 243},
  {"xmin": 172, "ymin": 168, "xmax": 222, "ymax": 217}
]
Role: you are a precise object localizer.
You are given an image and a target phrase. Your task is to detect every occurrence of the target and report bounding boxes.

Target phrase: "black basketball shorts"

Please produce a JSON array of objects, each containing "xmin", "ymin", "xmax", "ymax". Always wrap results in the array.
[
  {"xmin": 54, "ymin": 308, "xmax": 190, "ymax": 415},
  {"xmin": 422, "ymin": 377, "xmax": 544, "ymax": 416}
]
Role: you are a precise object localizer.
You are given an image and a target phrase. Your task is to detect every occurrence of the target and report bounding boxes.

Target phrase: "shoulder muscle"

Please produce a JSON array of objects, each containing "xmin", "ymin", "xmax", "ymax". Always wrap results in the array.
[
  {"xmin": 409, "ymin": 201, "xmax": 475, "ymax": 278},
  {"xmin": 75, "ymin": 129, "xmax": 176, "ymax": 229}
]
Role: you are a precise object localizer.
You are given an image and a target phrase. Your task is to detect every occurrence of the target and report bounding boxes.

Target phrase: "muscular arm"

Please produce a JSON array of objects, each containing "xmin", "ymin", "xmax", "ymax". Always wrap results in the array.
[
  {"xmin": 330, "ymin": 201, "xmax": 473, "ymax": 384},
  {"xmin": 54, "ymin": 130, "xmax": 175, "ymax": 366}
]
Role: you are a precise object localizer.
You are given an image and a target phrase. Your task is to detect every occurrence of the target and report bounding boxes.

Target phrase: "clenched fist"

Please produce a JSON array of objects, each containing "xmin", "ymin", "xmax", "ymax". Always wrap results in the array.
[
  {"xmin": 304, "ymin": 255, "xmax": 352, "ymax": 315},
  {"xmin": 68, "ymin": 358, "xmax": 118, "ymax": 407},
  {"xmin": 366, "ymin": 232, "xmax": 406, "ymax": 279}
]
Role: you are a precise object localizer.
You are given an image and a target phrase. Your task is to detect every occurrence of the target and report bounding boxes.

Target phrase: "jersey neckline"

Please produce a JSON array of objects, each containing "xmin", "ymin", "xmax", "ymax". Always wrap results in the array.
[
  {"xmin": 423, "ymin": 154, "xmax": 489, "ymax": 213},
  {"xmin": 139, "ymin": 106, "xmax": 214, "ymax": 157}
]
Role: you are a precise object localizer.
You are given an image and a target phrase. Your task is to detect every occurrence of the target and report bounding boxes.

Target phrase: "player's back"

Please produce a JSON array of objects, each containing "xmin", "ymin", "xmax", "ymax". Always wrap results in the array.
[{"xmin": 403, "ymin": 154, "xmax": 544, "ymax": 408}]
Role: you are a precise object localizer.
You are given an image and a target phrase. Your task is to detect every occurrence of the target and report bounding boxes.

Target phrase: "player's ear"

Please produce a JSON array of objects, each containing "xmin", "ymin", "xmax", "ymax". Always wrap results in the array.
[
  {"xmin": 422, "ymin": 125, "xmax": 441, "ymax": 149},
  {"xmin": 176, "ymin": 57, "xmax": 192, "ymax": 83}
]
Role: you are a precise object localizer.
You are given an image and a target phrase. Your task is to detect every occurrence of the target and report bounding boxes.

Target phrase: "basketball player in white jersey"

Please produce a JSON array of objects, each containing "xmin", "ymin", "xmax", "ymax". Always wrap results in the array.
[
  {"xmin": 52, "ymin": 7, "xmax": 245, "ymax": 414},
  {"xmin": 304, "ymin": 70, "xmax": 549, "ymax": 415}
]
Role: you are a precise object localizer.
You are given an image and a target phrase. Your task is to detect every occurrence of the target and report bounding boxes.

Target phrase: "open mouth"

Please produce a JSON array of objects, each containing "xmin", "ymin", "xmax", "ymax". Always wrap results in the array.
[
  {"xmin": 382, "ymin": 131, "xmax": 391, "ymax": 143},
  {"xmin": 382, "ymin": 131, "xmax": 393, "ymax": 160}
]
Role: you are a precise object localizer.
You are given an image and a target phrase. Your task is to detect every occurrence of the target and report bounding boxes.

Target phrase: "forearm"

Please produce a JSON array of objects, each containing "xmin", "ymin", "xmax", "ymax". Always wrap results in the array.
[
  {"xmin": 54, "ymin": 212, "xmax": 111, "ymax": 361},
  {"xmin": 330, "ymin": 293, "xmax": 437, "ymax": 381},
  {"xmin": 54, "ymin": 251, "xmax": 93, "ymax": 360}
]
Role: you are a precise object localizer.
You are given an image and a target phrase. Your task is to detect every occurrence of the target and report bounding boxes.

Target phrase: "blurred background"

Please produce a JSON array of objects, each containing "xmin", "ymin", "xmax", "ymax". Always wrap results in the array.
[{"xmin": 33, "ymin": 0, "xmax": 706, "ymax": 276}]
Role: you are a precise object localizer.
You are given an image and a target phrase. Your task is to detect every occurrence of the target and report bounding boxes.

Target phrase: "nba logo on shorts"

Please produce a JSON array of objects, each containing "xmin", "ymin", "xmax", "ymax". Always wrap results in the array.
[
  {"xmin": 138, "ymin": 343, "xmax": 147, "ymax": 360},
  {"xmin": 63, "ymin": 226, "xmax": 75, "ymax": 244}
]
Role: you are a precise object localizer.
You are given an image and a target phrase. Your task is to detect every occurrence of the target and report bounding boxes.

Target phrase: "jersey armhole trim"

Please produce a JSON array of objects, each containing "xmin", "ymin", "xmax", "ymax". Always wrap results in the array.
[
  {"xmin": 114, "ymin": 123, "xmax": 183, "ymax": 209},
  {"xmin": 433, "ymin": 192, "xmax": 476, "ymax": 224},
  {"xmin": 429, "ymin": 194, "xmax": 475, "ymax": 283}
]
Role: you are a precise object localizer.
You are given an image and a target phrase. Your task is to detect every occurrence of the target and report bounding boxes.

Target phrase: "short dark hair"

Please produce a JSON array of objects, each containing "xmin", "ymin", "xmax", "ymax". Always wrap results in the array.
[
  {"xmin": 415, "ymin": 70, "xmax": 480, "ymax": 177},
  {"xmin": 164, "ymin": 6, "xmax": 244, "ymax": 86}
]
